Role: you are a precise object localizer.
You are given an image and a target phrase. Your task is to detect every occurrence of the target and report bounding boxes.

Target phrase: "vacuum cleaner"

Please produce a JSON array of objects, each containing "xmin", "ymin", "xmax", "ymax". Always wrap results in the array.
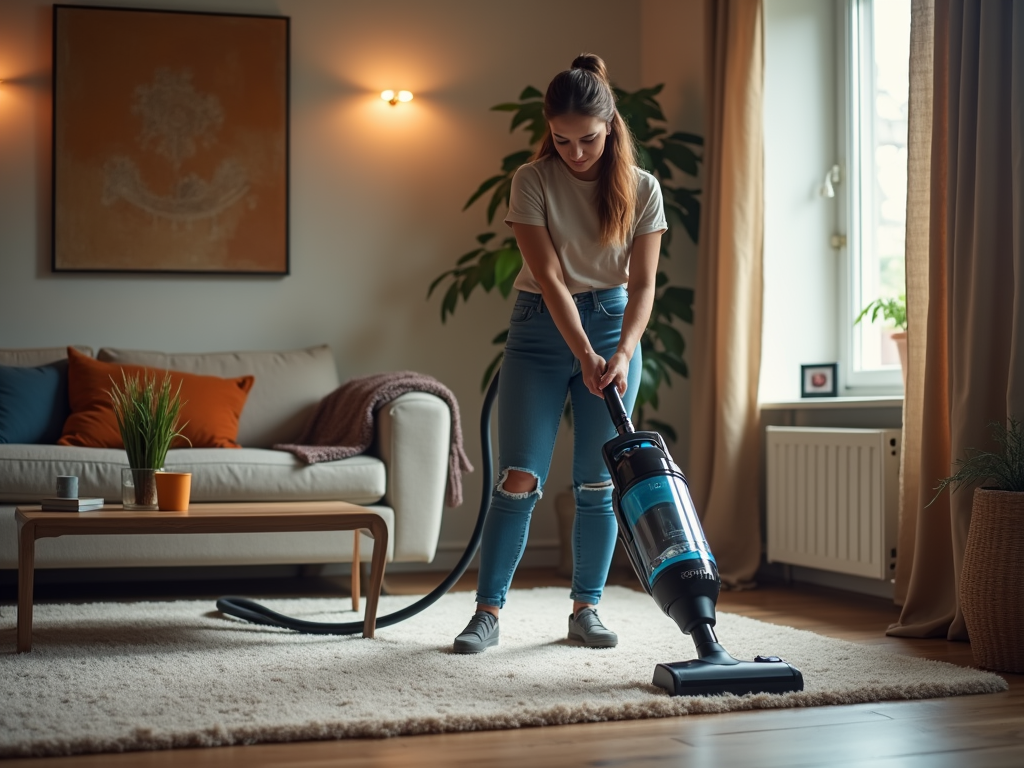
[
  {"xmin": 600, "ymin": 384, "xmax": 802, "ymax": 696},
  {"xmin": 217, "ymin": 370, "xmax": 803, "ymax": 697}
]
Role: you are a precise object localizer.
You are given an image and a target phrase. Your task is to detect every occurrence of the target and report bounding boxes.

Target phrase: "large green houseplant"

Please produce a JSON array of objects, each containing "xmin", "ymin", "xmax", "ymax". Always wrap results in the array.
[
  {"xmin": 109, "ymin": 370, "xmax": 189, "ymax": 510},
  {"xmin": 933, "ymin": 417, "xmax": 1024, "ymax": 673},
  {"xmin": 427, "ymin": 84, "xmax": 701, "ymax": 440}
]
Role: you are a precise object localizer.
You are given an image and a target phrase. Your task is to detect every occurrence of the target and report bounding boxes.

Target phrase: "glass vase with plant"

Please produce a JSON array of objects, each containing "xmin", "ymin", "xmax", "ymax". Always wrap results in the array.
[{"xmin": 109, "ymin": 370, "xmax": 189, "ymax": 510}]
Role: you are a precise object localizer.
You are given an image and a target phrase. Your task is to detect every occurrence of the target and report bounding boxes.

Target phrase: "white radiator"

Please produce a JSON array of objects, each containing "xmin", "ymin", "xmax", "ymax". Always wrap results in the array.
[{"xmin": 766, "ymin": 426, "xmax": 900, "ymax": 580}]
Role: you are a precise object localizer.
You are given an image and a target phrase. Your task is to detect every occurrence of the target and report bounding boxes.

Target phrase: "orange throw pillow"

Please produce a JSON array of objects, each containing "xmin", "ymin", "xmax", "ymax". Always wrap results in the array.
[{"xmin": 59, "ymin": 347, "xmax": 254, "ymax": 449}]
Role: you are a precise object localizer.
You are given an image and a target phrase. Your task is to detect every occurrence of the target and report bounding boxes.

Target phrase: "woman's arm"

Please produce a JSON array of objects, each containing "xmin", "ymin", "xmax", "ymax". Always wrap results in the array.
[
  {"xmin": 510, "ymin": 223, "xmax": 609, "ymax": 395},
  {"xmin": 597, "ymin": 230, "xmax": 663, "ymax": 395}
]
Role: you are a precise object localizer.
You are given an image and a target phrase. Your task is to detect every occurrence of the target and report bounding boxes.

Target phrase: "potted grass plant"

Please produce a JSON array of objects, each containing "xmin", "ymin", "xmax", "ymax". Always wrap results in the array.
[
  {"xmin": 932, "ymin": 416, "xmax": 1024, "ymax": 673},
  {"xmin": 109, "ymin": 370, "xmax": 189, "ymax": 510},
  {"xmin": 855, "ymin": 294, "xmax": 908, "ymax": 386}
]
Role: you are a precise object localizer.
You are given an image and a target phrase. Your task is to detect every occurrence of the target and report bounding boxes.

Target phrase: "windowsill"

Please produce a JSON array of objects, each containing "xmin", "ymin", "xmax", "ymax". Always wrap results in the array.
[{"xmin": 760, "ymin": 395, "xmax": 904, "ymax": 411}]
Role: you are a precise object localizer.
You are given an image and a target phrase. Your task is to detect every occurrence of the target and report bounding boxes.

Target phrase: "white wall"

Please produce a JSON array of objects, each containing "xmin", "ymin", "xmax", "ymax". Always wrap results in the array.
[
  {"xmin": 0, "ymin": 0, "xmax": 705, "ymax": 568},
  {"xmin": 761, "ymin": 0, "xmax": 840, "ymax": 402}
]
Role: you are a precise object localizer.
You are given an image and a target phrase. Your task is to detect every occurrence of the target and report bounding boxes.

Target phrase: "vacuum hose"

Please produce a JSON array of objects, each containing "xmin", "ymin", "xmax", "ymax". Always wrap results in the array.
[{"xmin": 215, "ymin": 369, "xmax": 501, "ymax": 634}]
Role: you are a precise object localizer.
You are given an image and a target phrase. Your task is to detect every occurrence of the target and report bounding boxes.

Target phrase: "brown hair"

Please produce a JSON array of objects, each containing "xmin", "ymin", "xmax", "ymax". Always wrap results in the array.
[{"xmin": 534, "ymin": 53, "xmax": 638, "ymax": 246}]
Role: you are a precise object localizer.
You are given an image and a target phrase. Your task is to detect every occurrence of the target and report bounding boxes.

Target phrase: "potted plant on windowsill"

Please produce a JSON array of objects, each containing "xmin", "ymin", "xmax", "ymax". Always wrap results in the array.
[
  {"xmin": 855, "ymin": 294, "xmax": 908, "ymax": 387},
  {"xmin": 109, "ymin": 370, "xmax": 189, "ymax": 510},
  {"xmin": 932, "ymin": 417, "xmax": 1024, "ymax": 673}
]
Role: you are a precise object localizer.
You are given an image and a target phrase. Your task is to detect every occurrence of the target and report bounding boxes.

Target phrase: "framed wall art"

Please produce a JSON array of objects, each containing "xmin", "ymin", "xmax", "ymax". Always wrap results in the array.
[
  {"xmin": 800, "ymin": 363, "xmax": 838, "ymax": 398},
  {"xmin": 52, "ymin": 5, "xmax": 289, "ymax": 274}
]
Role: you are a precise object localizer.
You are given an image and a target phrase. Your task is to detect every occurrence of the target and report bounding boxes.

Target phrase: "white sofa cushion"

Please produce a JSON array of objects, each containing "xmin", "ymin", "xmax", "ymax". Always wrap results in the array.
[
  {"xmin": 0, "ymin": 445, "xmax": 385, "ymax": 505},
  {"xmin": 97, "ymin": 346, "xmax": 340, "ymax": 447},
  {"xmin": 0, "ymin": 346, "xmax": 92, "ymax": 366}
]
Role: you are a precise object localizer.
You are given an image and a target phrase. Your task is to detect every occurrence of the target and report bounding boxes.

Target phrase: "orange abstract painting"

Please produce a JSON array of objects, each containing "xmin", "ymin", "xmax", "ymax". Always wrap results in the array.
[{"xmin": 52, "ymin": 6, "xmax": 289, "ymax": 274}]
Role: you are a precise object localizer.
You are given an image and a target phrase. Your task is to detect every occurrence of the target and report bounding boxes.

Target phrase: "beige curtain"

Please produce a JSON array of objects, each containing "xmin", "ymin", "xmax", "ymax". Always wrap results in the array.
[
  {"xmin": 889, "ymin": 0, "xmax": 1024, "ymax": 640},
  {"xmin": 690, "ymin": 0, "xmax": 764, "ymax": 588}
]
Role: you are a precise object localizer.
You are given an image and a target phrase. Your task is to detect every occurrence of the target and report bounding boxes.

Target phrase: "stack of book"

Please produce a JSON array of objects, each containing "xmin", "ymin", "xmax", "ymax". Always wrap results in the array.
[{"xmin": 40, "ymin": 497, "xmax": 105, "ymax": 512}]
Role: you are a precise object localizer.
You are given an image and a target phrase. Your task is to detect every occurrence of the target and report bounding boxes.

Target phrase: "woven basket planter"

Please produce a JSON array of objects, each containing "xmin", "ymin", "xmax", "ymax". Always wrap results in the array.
[{"xmin": 959, "ymin": 488, "xmax": 1024, "ymax": 674}]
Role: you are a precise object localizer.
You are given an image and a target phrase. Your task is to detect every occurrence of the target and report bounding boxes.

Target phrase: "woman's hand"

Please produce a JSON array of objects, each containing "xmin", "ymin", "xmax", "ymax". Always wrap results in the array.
[
  {"xmin": 580, "ymin": 351, "xmax": 609, "ymax": 398},
  {"xmin": 597, "ymin": 350, "xmax": 631, "ymax": 397}
]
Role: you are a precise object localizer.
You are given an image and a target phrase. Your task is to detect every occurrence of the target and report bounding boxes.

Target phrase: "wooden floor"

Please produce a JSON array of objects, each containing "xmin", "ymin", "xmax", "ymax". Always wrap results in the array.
[{"xmin": 5, "ymin": 567, "xmax": 1022, "ymax": 767}]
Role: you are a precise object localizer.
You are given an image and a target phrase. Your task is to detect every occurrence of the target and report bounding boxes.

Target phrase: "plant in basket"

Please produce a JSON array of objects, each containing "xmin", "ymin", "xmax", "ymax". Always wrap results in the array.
[
  {"xmin": 932, "ymin": 416, "xmax": 1024, "ymax": 673},
  {"xmin": 109, "ymin": 370, "xmax": 189, "ymax": 510}
]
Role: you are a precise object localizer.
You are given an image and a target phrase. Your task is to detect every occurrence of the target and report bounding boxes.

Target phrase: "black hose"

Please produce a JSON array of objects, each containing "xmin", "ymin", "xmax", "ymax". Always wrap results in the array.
[{"xmin": 214, "ymin": 369, "xmax": 499, "ymax": 634}]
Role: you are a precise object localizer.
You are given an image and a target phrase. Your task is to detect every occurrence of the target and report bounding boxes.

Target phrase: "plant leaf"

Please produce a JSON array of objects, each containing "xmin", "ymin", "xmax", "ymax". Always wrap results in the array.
[
  {"xmin": 460, "ymin": 265, "xmax": 481, "ymax": 300},
  {"xmin": 659, "ymin": 286, "xmax": 695, "ymax": 324},
  {"xmin": 501, "ymin": 150, "xmax": 533, "ymax": 173},
  {"xmin": 657, "ymin": 349, "xmax": 688, "ymax": 377},
  {"xmin": 464, "ymin": 174, "xmax": 506, "ymax": 211},
  {"xmin": 660, "ymin": 138, "xmax": 700, "ymax": 177},
  {"xmin": 653, "ymin": 321, "xmax": 685, "ymax": 357},
  {"xmin": 493, "ymin": 247, "xmax": 522, "ymax": 288},
  {"xmin": 427, "ymin": 270, "xmax": 454, "ymax": 298},
  {"xmin": 667, "ymin": 131, "xmax": 704, "ymax": 146},
  {"xmin": 478, "ymin": 249, "xmax": 498, "ymax": 291},
  {"xmin": 441, "ymin": 281, "xmax": 460, "ymax": 322},
  {"xmin": 510, "ymin": 102, "xmax": 544, "ymax": 133},
  {"xmin": 486, "ymin": 177, "xmax": 514, "ymax": 224}
]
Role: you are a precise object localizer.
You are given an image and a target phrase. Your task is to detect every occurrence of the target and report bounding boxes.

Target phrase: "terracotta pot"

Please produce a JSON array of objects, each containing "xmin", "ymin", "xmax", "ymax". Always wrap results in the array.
[
  {"xmin": 155, "ymin": 471, "xmax": 192, "ymax": 512},
  {"xmin": 891, "ymin": 330, "xmax": 908, "ymax": 390},
  {"xmin": 959, "ymin": 487, "xmax": 1024, "ymax": 674}
]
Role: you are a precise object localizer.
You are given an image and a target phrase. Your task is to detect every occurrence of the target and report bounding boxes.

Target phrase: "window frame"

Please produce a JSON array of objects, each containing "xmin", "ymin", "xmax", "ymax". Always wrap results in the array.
[{"xmin": 836, "ymin": 0, "xmax": 905, "ymax": 394}]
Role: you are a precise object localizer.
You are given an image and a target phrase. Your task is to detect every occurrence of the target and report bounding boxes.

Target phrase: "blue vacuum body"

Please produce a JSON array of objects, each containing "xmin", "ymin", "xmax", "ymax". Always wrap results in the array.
[{"xmin": 601, "ymin": 387, "xmax": 803, "ymax": 697}]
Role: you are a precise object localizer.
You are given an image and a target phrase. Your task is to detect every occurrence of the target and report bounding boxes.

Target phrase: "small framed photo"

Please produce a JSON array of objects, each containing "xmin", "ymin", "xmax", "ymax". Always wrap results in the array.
[{"xmin": 801, "ymin": 363, "xmax": 838, "ymax": 398}]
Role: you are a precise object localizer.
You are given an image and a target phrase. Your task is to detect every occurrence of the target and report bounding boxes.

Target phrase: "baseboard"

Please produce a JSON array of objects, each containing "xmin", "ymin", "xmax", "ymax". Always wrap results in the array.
[{"xmin": 757, "ymin": 561, "xmax": 896, "ymax": 600}]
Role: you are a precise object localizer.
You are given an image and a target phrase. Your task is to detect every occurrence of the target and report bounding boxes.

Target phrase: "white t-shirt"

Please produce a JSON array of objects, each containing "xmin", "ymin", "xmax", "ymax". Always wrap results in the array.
[{"xmin": 503, "ymin": 156, "xmax": 667, "ymax": 294}]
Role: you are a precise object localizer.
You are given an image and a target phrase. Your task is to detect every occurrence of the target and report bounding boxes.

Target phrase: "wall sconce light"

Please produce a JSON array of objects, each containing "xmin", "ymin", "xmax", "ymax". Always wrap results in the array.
[
  {"xmin": 381, "ymin": 89, "xmax": 413, "ymax": 106},
  {"xmin": 819, "ymin": 164, "xmax": 841, "ymax": 198}
]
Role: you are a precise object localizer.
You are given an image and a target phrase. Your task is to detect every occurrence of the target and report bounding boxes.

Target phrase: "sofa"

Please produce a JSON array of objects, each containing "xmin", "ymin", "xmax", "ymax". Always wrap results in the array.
[{"xmin": 0, "ymin": 345, "xmax": 452, "ymax": 573}]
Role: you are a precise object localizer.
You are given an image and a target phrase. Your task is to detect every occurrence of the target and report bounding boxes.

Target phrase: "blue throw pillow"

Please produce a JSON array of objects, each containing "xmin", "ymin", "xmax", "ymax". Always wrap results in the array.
[{"xmin": 0, "ymin": 361, "xmax": 70, "ymax": 444}]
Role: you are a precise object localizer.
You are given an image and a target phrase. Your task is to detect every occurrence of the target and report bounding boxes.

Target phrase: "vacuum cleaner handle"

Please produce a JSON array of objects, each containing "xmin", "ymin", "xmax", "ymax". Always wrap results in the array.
[{"xmin": 602, "ymin": 384, "xmax": 635, "ymax": 435}]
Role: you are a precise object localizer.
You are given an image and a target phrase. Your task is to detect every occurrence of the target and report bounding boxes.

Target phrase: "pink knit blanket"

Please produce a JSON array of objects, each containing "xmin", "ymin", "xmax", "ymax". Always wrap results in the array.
[{"xmin": 274, "ymin": 371, "xmax": 474, "ymax": 508}]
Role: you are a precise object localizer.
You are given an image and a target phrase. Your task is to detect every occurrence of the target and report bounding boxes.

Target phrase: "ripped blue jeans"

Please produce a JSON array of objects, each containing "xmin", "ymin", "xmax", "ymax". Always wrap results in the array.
[{"xmin": 476, "ymin": 287, "xmax": 641, "ymax": 608}]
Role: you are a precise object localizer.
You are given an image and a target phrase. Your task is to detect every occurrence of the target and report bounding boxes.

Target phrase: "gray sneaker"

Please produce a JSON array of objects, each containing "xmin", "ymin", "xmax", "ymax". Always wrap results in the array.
[
  {"xmin": 453, "ymin": 610, "xmax": 499, "ymax": 653},
  {"xmin": 568, "ymin": 607, "xmax": 618, "ymax": 648}
]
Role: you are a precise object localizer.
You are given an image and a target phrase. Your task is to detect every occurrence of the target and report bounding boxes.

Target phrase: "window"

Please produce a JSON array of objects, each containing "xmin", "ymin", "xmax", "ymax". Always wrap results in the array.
[{"xmin": 838, "ymin": 0, "xmax": 910, "ymax": 390}]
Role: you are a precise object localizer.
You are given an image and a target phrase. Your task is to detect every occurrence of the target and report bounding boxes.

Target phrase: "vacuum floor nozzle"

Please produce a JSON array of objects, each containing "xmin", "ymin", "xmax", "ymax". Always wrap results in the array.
[{"xmin": 653, "ymin": 657, "xmax": 804, "ymax": 697}]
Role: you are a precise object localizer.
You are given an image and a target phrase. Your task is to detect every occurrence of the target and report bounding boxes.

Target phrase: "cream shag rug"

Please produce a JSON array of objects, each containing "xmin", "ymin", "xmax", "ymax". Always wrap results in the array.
[{"xmin": 0, "ymin": 586, "xmax": 1007, "ymax": 758}]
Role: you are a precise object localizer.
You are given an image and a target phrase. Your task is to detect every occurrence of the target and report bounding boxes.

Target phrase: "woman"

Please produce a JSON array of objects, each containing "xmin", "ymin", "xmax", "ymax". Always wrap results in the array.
[{"xmin": 454, "ymin": 54, "xmax": 666, "ymax": 653}]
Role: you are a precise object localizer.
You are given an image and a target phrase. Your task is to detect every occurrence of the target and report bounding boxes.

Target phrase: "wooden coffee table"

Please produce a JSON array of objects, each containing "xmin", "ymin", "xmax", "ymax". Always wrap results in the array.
[{"xmin": 14, "ymin": 501, "xmax": 389, "ymax": 652}]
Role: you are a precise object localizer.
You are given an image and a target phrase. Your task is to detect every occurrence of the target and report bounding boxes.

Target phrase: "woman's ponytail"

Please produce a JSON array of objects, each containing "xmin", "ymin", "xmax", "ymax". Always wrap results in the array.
[{"xmin": 570, "ymin": 54, "xmax": 610, "ymax": 85}]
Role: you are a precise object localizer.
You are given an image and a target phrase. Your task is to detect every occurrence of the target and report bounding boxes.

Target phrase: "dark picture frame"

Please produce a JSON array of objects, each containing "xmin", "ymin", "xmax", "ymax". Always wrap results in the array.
[
  {"xmin": 52, "ymin": 5, "xmax": 290, "ymax": 274},
  {"xmin": 801, "ymin": 363, "xmax": 839, "ymax": 398}
]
